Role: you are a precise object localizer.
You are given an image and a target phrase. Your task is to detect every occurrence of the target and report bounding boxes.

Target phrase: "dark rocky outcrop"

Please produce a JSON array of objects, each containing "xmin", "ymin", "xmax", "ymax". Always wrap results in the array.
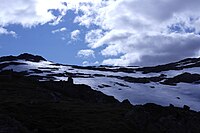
[
  {"xmin": 120, "ymin": 76, "xmax": 151, "ymax": 83},
  {"xmin": 30, "ymin": 69, "xmax": 44, "ymax": 74},
  {"xmin": 0, "ymin": 53, "xmax": 46, "ymax": 62},
  {"xmin": 0, "ymin": 114, "xmax": 30, "ymax": 133},
  {"xmin": 98, "ymin": 84, "xmax": 111, "ymax": 88},
  {"xmin": 120, "ymin": 74, "xmax": 165, "ymax": 84},
  {"xmin": 41, "ymin": 81, "xmax": 118, "ymax": 104},
  {"xmin": 47, "ymin": 71, "xmax": 93, "ymax": 78},
  {"xmin": 136, "ymin": 57, "xmax": 200, "ymax": 74},
  {"xmin": 0, "ymin": 62, "xmax": 26, "ymax": 70},
  {"xmin": 162, "ymin": 72, "xmax": 200, "ymax": 85},
  {"xmin": 71, "ymin": 65, "xmax": 136, "ymax": 73},
  {"xmin": 125, "ymin": 103, "xmax": 200, "ymax": 133},
  {"xmin": 121, "ymin": 99, "xmax": 132, "ymax": 107},
  {"xmin": 18, "ymin": 53, "xmax": 46, "ymax": 62},
  {"xmin": 114, "ymin": 82, "xmax": 129, "ymax": 87},
  {"xmin": 0, "ymin": 55, "xmax": 16, "ymax": 62}
]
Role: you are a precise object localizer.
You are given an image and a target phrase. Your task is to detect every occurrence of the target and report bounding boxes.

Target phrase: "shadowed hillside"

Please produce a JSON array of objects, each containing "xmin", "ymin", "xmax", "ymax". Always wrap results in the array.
[{"xmin": 0, "ymin": 70, "xmax": 200, "ymax": 133}]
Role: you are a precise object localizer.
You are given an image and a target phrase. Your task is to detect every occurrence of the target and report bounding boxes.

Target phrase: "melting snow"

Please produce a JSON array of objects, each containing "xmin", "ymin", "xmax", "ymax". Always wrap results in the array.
[{"xmin": 1, "ymin": 60, "xmax": 200, "ymax": 111}]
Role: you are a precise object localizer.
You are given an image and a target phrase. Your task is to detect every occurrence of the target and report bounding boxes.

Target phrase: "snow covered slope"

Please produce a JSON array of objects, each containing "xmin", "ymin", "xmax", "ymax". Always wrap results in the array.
[{"xmin": 1, "ymin": 53, "xmax": 200, "ymax": 111}]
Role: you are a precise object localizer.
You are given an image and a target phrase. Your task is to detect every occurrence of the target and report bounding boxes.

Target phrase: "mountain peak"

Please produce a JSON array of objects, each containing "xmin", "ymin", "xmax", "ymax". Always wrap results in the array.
[{"xmin": 17, "ymin": 53, "xmax": 46, "ymax": 62}]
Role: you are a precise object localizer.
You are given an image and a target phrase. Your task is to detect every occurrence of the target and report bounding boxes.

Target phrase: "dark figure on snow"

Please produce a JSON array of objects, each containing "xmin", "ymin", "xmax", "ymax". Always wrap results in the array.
[{"xmin": 67, "ymin": 76, "xmax": 74, "ymax": 85}]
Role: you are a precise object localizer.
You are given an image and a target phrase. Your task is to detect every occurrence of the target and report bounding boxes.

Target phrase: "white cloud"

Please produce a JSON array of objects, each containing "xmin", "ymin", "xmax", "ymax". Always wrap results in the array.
[
  {"xmin": 1, "ymin": 0, "xmax": 200, "ymax": 66},
  {"xmin": 77, "ymin": 49, "xmax": 95, "ymax": 58},
  {"xmin": 85, "ymin": 29, "xmax": 105, "ymax": 48},
  {"xmin": 0, "ymin": 0, "xmax": 68, "ymax": 27},
  {"xmin": 71, "ymin": 30, "xmax": 80, "ymax": 40},
  {"xmin": 0, "ymin": 0, "xmax": 100, "ymax": 35},
  {"xmin": 0, "ymin": 0, "xmax": 102, "ymax": 36},
  {"xmin": 0, "ymin": 27, "xmax": 17, "ymax": 37},
  {"xmin": 52, "ymin": 27, "xmax": 67, "ymax": 34},
  {"xmin": 82, "ymin": 61, "xmax": 99, "ymax": 66},
  {"xmin": 0, "ymin": 0, "xmax": 102, "ymax": 27},
  {"xmin": 73, "ymin": 0, "xmax": 200, "ymax": 66},
  {"xmin": 60, "ymin": 27, "xmax": 67, "ymax": 32},
  {"xmin": 102, "ymin": 33, "xmax": 200, "ymax": 66}
]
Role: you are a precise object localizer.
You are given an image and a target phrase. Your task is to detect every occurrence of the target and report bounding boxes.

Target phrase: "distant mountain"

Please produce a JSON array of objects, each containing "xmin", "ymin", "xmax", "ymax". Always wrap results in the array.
[
  {"xmin": 0, "ymin": 53, "xmax": 200, "ymax": 133},
  {"xmin": 0, "ymin": 53, "xmax": 200, "ymax": 111}
]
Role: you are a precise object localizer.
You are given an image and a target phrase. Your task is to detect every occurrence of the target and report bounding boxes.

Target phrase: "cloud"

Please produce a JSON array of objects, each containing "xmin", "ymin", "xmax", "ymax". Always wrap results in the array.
[
  {"xmin": 85, "ymin": 29, "xmax": 105, "ymax": 48},
  {"xmin": 73, "ymin": 0, "xmax": 200, "ymax": 66},
  {"xmin": 0, "ymin": 27, "xmax": 17, "ymax": 37},
  {"xmin": 0, "ymin": 0, "xmax": 69, "ymax": 27},
  {"xmin": 77, "ymin": 49, "xmax": 95, "ymax": 58},
  {"xmin": 1, "ymin": 0, "xmax": 200, "ymax": 66},
  {"xmin": 52, "ymin": 27, "xmax": 67, "ymax": 34},
  {"xmin": 0, "ymin": 0, "xmax": 99, "ymax": 34},
  {"xmin": 71, "ymin": 30, "xmax": 80, "ymax": 40},
  {"xmin": 0, "ymin": 0, "xmax": 102, "ymax": 28},
  {"xmin": 0, "ymin": 0, "xmax": 102, "ymax": 36},
  {"xmin": 102, "ymin": 33, "xmax": 200, "ymax": 66},
  {"xmin": 82, "ymin": 61, "xmax": 99, "ymax": 66}
]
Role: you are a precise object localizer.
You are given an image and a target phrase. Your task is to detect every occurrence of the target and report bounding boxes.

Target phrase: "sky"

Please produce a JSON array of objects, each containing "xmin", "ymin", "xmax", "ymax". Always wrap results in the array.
[{"xmin": 0, "ymin": 0, "xmax": 200, "ymax": 66}]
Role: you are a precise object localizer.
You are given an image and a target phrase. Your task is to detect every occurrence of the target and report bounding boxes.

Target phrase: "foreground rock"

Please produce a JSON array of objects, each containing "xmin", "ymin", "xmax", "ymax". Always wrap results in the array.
[{"xmin": 126, "ymin": 103, "xmax": 200, "ymax": 133}]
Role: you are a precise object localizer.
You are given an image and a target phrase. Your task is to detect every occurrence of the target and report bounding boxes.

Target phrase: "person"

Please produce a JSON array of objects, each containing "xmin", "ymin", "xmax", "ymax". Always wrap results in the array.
[{"xmin": 67, "ymin": 76, "xmax": 73, "ymax": 85}]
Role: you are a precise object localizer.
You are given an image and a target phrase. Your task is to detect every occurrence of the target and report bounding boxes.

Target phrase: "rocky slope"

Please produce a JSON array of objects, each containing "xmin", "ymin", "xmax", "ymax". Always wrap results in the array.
[
  {"xmin": 0, "ymin": 70, "xmax": 200, "ymax": 133},
  {"xmin": 0, "ymin": 54, "xmax": 200, "ymax": 111},
  {"xmin": 1, "ymin": 53, "xmax": 200, "ymax": 111}
]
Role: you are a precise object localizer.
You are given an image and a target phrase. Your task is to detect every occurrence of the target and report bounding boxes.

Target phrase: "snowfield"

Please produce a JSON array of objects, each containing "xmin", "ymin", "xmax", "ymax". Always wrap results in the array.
[{"xmin": 1, "ymin": 58, "xmax": 200, "ymax": 111}]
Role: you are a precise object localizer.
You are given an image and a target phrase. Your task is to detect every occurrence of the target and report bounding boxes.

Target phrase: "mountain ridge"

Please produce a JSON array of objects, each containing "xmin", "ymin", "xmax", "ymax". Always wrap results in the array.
[
  {"xmin": 0, "ymin": 53, "xmax": 200, "ymax": 111},
  {"xmin": 0, "ymin": 53, "xmax": 200, "ymax": 132}
]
